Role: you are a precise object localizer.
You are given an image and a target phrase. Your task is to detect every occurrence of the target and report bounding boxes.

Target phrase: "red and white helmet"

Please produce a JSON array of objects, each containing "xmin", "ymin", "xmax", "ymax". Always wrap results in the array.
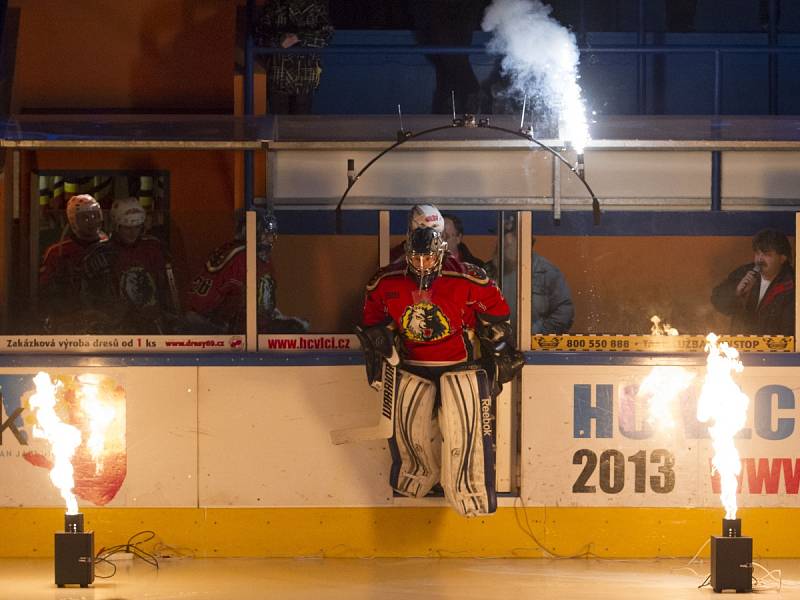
[
  {"xmin": 111, "ymin": 197, "xmax": 146, "ymax": 229},
  {"xmin": 66, "ymin": 194, "xmax": 103, "ymax": 240},
  {"xmin": 408, "ymin": 204, "xmax": 444, "ymax": 234}
]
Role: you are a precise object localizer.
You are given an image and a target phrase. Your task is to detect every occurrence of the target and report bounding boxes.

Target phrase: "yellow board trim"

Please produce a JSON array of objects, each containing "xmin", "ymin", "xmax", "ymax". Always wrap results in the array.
[
  {"xmin": 3, "ymin": 507, "xmax": 799, "ymax": 558},
  {"xmin": 531, "ymin": 334, "xmax": 794, "ymax": 352}
]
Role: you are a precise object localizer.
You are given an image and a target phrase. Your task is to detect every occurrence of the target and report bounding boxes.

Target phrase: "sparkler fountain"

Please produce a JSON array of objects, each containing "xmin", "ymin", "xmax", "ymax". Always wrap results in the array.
[
  {"xmin": 335, "ymin": 0, "xmax": 599, "ymax": 232},
  {"xmin": 482, "ymin": 0, "xmax": 591, "ymax": 156}
]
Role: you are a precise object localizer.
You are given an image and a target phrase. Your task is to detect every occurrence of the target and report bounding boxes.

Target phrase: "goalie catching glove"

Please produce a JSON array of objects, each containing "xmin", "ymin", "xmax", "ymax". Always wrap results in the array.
[{"xmin": 477, "ymin": 317, "xmax": 524, "ymax": 387}]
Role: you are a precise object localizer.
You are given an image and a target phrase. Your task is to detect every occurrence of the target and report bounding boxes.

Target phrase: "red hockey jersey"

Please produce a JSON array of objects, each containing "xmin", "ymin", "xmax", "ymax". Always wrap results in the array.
[
  {"xmin": 186, "ymin": 241, "xmax": 276, "ymax": 332},
  {"xmin": 107, "ymin": 235, "xmax": 170, "ymax": 309},
  {"xmin": 363, "ymin": 257, "xmax": 510, "ymax": 365},
  {"xmin": 39, "ymin": 233, "xmax": 109, "ymax": 311}
]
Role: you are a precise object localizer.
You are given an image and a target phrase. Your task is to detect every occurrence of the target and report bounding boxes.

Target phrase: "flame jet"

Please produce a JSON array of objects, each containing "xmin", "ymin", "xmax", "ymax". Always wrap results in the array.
[
  {"xmin": 28, "ymin": 372, "xmax": 82, "ymax": 515},
  {"xmin": 697, "ymin": 334, "xmax": 749, "ymax": 519}
]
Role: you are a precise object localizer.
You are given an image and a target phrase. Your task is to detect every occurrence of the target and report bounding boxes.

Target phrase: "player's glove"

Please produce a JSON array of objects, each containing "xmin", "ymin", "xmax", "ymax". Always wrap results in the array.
[
  {"xmin": 355, "ymin": 323, "xmax": 399, "ymax": 389},
  {"xmin": 477, "ymin": 317, "xmax": 524, "ymax": 389}
]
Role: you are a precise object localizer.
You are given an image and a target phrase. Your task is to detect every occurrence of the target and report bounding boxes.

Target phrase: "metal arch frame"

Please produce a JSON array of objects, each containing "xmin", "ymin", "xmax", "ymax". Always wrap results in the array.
[{"xmin": 334, "ymin": 118, "xmax": 601, "ymax": 228}]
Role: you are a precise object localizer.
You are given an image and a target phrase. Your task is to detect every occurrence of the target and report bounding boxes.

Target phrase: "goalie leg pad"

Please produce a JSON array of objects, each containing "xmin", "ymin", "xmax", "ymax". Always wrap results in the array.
[
  {"xmin": 389, "ymin": 369, "xmax": 440, "ymax": 498},
  {"xmin": 439, "ymin": 368, "xmax": 497, "ymax": 517}
]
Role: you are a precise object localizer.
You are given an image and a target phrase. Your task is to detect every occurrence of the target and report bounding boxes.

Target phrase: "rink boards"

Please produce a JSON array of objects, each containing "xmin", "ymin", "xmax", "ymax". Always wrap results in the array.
[{"xmin": 2, "ymin": 354, "xmax": 800, "ymax": 558}]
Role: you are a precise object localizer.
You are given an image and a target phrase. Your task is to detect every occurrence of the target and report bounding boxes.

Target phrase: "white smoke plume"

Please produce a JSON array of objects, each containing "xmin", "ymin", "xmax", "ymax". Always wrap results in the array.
[{"xmin": 482, "ymin": 0, "xmax": 590, "ymax": 153}]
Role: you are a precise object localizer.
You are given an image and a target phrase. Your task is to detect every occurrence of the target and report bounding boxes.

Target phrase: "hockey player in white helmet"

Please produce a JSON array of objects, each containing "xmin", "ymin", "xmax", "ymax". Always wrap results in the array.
[
  {"xmin": 80, "ymin": 197, "xmax": 178, "ymax": 333},
  {"xmin": 39, "ymin": 194, "xmax": 108, "ymax": 332},
  {"xmin": 67, "ymin": 193, "xmax": 105, "ymax": 241},
  {"xmin": 110, "ymin": 196, "xmax": 147, "ymax": 245},
  {"xmin": 358, "ymin": 204, "xmax": 523, "ymax": 517},
  {"xmin": 388, "ymin": 203, "xmax": 445, "ymax": 263}
]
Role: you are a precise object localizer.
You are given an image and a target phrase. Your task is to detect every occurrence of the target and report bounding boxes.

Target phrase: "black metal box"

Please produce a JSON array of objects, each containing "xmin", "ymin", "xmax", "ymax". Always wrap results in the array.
[
  {"xmin": 54, "ymin": 531, "xmax": 94, "ymax": 588},
  {"xmin": 710, "ymin": 535, "xmax": 752, "ymax": 593}
]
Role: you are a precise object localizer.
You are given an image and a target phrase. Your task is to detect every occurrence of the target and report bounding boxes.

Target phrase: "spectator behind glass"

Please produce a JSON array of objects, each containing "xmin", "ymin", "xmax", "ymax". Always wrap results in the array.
[
  {"xmin": 255, "ymin": 0, "xmax": 334, "ymax": 114},
  {"xmin": 486, "ymin": 220, "xmax": 574, "ymax": 334},
  {"xmin": 410, "ymin": 0, "xmax": 486, "ymax": 114},
  {"xmin": 441, "ymin": 213, "xmax": 488, "ymax": 268},
  {"xmin": 711, "ymin": 228, "xmax": 794, "ymax": 336},
  {"xmin": 38, "ymin": 194, "xmax": 108, "ymax": 333}
]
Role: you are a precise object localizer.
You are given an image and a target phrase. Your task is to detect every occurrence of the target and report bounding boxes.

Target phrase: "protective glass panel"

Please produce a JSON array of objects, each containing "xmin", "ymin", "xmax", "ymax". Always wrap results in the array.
[
  {"xmin": 491, "ymin": 212, "xmax": 519, "ymax": 334},
  {"xmin": 22, "ymin": 171, "xmax": 172, "ymax": 336},
  {"xmin": 532, "ymin": 213, "xmax": 796, "ymax": 350},
  {"xmin": 257, "ymin": 211, "xmax": 378, "ymax": 352},
  {"xmin": 182, "ymin": 206, "xmax": 248, "ymax": 337},
  {"xmin": 256, "ymin": 209, "xmax": 508, "ymax": 350},
  {"xmin": 6, "ymin": 163, "xmax": 270, "ymax": 349}
]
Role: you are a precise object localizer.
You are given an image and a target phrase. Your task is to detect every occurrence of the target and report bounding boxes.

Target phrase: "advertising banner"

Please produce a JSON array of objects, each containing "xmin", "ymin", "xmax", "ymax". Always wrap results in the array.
[
  {"xmin": 522, "ymin": 364, "xmax": 800, "ymax": 508},
  {"xmin": 531, "ymin": 334, "xmax": 793, "ymax": 353},
  {"xmin": 0, "ymin": 368, "xmax": 197, "ymax": 508},
  {"xmin": 0, "ymin": 335, "xmax": 245, "ymax": 353},
  {"xmin": 258, "ymin": 334, "xmax": 358, "ymax": 352}
]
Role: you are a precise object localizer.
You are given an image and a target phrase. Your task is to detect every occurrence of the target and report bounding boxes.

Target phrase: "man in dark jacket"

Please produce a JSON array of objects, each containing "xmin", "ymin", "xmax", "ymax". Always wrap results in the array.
[
  {"xmin": 711, "ymin": 229, "xmax": 795, "ymax": 335},
  {"xmin": 442, "ymin": 213, "xmax": 487, "ymax": 268},
  {"xmin": 486, "ymin": 222, "xmax": 574, "ymax": 335}
]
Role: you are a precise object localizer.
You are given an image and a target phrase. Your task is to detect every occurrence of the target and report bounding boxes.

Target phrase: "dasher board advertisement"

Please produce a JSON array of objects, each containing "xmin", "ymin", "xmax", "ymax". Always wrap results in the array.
[
  {"xmin": 0, "ymin": 368, "xmax": 197, "ymax": 508},
  {"xmin": 530, "ymin": 334, "xmax": 793, "ymax": 353},
  {"xmin": 0, "ymin": 335, "xmax": 245, "ymax": 353},
  {"xmin": 522, "ymin": 365, "xmax": 800, "ymax": 508},
  {"xmin": 258, "ymin": 334, "xmax": 358, "ymax": 352}
]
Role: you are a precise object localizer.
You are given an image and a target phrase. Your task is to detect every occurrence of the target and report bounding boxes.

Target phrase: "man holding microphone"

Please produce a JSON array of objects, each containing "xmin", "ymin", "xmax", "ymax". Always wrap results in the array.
[{"xmin": 711, "ymin": 228, "xmax": 795, "ymax": 335}]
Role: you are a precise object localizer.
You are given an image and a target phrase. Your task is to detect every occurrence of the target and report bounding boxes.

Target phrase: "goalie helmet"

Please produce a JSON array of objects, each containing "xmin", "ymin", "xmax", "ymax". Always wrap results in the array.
[
  {"xmin": 66, "ymin": 194, "xmax": 103, "ymax": 241},
  {"xmin": 408, "ymin": 204, "xmax": 444, "ymax": 234},
  {"xmin": 405, "ymin": 226, "xmax": 447, "ymax": 289},
  {"xmin": 110, "ymin": 197, "xmax": 146, "ymax": 229}
]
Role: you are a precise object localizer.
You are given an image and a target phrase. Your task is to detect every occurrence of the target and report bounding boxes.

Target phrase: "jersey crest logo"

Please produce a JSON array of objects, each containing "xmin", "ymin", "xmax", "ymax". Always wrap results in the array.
[
  {"xmin": 400, "ymin": 302, "xmax": 450, "ymax": 342},
  {"xmin": 118, "ymin": 267, "xmax": 157, "ymax": 308}
]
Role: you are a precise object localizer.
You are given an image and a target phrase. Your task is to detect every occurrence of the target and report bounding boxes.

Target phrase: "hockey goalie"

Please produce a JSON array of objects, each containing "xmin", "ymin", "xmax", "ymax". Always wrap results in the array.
[{"xmin": 355, "ymin": 204, "xmax": 523, "ymax": 517}]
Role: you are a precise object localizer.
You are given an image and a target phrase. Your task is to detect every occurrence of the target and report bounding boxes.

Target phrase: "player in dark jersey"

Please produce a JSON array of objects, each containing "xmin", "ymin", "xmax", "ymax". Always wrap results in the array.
[{"xmin": 359, "ymin": 204, "xmax": 523, "ymax": 517}]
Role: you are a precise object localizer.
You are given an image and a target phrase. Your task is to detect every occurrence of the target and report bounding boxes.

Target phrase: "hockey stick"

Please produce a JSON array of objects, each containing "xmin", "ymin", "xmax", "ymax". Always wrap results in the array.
[{"xmin": 330, "ymin": 357, "xmax": 397, "ymax": 445}]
